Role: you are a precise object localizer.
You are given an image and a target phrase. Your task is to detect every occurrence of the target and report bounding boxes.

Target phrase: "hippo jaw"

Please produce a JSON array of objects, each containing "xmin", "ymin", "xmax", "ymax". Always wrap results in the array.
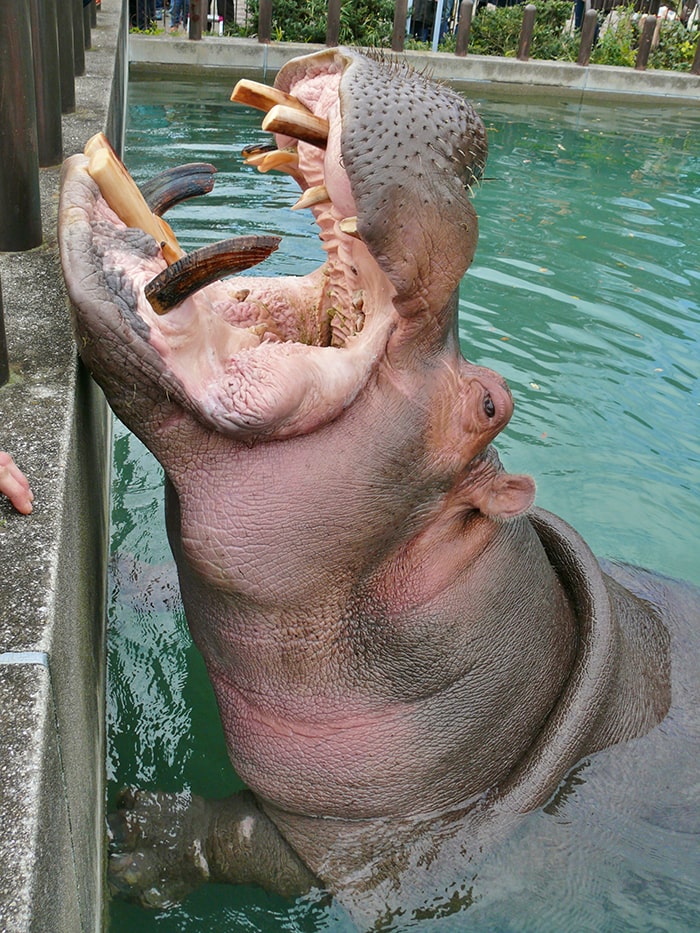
[{"xmin": 59, "ymin": 48, "xmax": 491, "ymax": 445}]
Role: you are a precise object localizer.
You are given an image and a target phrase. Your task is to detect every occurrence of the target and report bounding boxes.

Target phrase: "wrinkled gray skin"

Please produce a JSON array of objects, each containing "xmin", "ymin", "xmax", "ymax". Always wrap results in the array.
[{"xmin": 58, "ymin": 48, "xmax": 699, "ymax": 928}]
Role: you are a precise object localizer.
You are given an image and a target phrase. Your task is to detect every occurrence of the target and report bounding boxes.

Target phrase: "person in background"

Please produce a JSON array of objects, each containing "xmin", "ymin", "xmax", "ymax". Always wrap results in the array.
[
  {"xmin": 0, "ymin": 451, "xmax": 33, "ymax": 515},
  {"xmin": 170, "ymin": 0, "xmax": 189, "ymax": 31}
]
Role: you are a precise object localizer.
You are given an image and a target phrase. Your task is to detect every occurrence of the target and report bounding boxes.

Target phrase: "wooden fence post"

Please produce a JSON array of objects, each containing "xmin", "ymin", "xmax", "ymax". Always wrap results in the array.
[
  {"xmin": 56, "ymin": 0, "xmax": 76, "ymax": 113},
  {"xmin": 392, "ymin": 0, "xmax": 408, "ymax": 51},
  {"xmin": 577, "ymin": 8, "xmax": 597, "ymax": 65},
  {"xmin": 635, "ymin": 14, "xmax": 656, "ymax": 69},
  {"xmin": 692, "ymin": 30, "xmax": 700, "ymax": 74},
  {"xmin": 83, "ymin": 0, "xmax": 92, "ymax": 49},
  {"xmin": 327, "ymin": 0, "xmax": 341, "ymax": 45},
  {"xmin": 188, "ymin": 0, "xmax": 207, "ymax": 39},
  {"xmin": 29, "ymin": 0, "xmax": 63, "ymax": 166},
  {"xmin": 258, "ymin": 0, "xmax": 272, "ymax": 42},
  {"xmin": 0, "ymin": 1, "xmax": 43, "ymax": 250},
  {"xmin": 71, "ymin": 0, "xmax": 85, "ymax": 75},
  {"xmin": 455, "ymin": 0, "xmax": 474, "ymax": 56},
  {"xmin": 517, "ymin": 4, "xmax": 536, "ymax": 61}
]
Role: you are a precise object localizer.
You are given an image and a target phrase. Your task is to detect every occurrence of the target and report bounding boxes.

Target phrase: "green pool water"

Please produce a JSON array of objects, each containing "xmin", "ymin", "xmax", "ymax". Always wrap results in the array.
[{"xmin": 108, "ymin": 74, "xmax": 700, "ymax": 931}]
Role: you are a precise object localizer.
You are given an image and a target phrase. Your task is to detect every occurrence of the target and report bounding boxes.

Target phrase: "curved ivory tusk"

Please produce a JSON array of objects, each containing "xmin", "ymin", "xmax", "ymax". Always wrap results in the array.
[
  {"xmin": 231, "ymin": 79, "xmax": 313, "ymax": 116},
  {"xmin": 145, "ymin": 236, "xmax": 281, "ymax": 315},
  {"xmin": 261, "ymin": 105, "xmax": 329, "ymax": 149},
  {"xmin": 139, "ymin": 163, "xmax": 218, "ymax": 217},
  {"xmin": 85, "ymin": 132, "xmax": 184, "ymax": 264}
]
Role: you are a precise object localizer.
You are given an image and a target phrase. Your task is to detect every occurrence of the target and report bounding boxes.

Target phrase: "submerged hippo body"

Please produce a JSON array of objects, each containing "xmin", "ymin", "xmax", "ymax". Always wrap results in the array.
[{"xmin": 58, "ymin": 48, "xmax": 699, "ymax": 928}]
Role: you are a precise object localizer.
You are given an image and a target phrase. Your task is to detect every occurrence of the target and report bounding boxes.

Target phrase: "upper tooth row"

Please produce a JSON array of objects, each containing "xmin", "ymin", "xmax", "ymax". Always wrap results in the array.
[{"xmin": 231, "ymin": 79, "xmax": 329, "ymax": 148}]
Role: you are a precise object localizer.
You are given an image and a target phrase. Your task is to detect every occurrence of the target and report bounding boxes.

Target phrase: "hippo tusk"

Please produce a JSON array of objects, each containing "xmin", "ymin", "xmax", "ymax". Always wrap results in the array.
[
  {"xmin": 243, "ymin": 148, "xmax": 300, "ymax": 173},
  {"xmin": 291, "ymin": 185, "xmax": 330, "ymax": 211},
  {"xmin": 230, "ymin": 79, "xmax": 313, "ymax": 116},
  {"xmin": 85, "ymin": 133, "xmax": 184, "ymax": 265},
  {"xmin": 144, "ymin": 235, "xmax": 281, "ymax": 315},
  {"xmin": 261, "ymin": 105, "xmax": 329, "ymax": 149},
  {"xmin": 138, "ymin": 163, "xmax": 218, "ymax": 217}
]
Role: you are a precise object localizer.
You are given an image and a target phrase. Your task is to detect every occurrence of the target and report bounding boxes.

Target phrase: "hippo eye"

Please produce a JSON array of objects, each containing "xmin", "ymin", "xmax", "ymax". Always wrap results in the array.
[{"xmin": 483, "ymin": 393, "xmax": 496, "ymax": 419}]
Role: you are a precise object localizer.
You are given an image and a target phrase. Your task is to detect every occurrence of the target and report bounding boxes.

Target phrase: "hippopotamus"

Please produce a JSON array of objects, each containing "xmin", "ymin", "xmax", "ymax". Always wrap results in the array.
[{"xmin": 58, "ymin": 48, "xmax": 699, "ymax": 929}]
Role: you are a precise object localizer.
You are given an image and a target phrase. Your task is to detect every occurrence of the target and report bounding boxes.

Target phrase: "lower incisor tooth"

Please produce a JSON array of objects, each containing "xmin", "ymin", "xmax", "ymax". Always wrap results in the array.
[
  {"xmin": 244, "ymin": 149, "xmax": 299, "ymax": 173},
  {"xmin": 292, "ymin": 185, "xmax": 330, "ymax": 211},
  {"xmin": 338, "ymin": 217, "xmax": 360, "ymax": 239}
]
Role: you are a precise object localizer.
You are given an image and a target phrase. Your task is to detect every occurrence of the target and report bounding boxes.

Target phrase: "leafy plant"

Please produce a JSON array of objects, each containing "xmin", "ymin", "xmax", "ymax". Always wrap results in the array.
[
  {"xmin": 467, "ymin": 1, "xmax": 576, "ymax": 61},
  {"xmin": 339, "ymin": 0, "xmax": 395, "ymax": 45},
  {"xmin": 246, "ymin": 0, "xmax": 395, "ymax": 45},
  {"xmin": 648, "ymin": 19, "xmax": 698, "ymax": 71},
  {"xmin": 590, "ymin": 6, "xmax": 638, "ymax": 66},
  {"xmin": 469, "ymin": 4, "xmax": 524, "ymax": 56},
  {"xmin": 153, "ymin": 0, "xmax": 700, "ymax": 73}
]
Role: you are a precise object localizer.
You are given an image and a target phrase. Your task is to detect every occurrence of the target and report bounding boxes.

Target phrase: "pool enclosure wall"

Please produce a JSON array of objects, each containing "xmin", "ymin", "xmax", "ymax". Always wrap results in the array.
[{"xmin": 0, "ymin": 5, "xmax": 125, "ymax": 932}]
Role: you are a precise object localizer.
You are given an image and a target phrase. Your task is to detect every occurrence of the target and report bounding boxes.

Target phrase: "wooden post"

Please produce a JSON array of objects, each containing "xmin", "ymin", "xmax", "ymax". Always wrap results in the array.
[
  {"xmin": 692, "ymin": 30, "xmax": 700, "ymax": 75},
  {"xmin": 56, "ymin": 0, "xmax": 76, "ymax": 113},
  {"xmin": 29, "ymin": 0, "xmax": 63, "ymax": 166},
  {"xmin": 258, "ymin": 0, "xmax": 272, "ymax": 42},
  {"xmin": 326, "ymin": 0, "xmax": 341, "ymax": 46},
  {"xmin": 635, "ymin": 14, "xmax": 656, "ymax": 69},
  {"xmin": 392, "ymin": 0, "xmax": 408, "ymax": 51},
  {"xmin": 576, "ymin": 8, "xmax": 597, "ymax": 65},
  {"xmin": 0, "ymin": 1, "xmax": 43, "ymax": 251},
  {"xmin": 72, "ymin": 0, "xmax": 85, "ymax": 75},
  {"xmin": 83, "ymin": 0, "xmax": 92, "ymax": 48},
  {"xmin": 455, "ymin": 0, "xmax": 473, "ymax": 56},
  {"xmin": 517, "ymin": 3, "xmax": 536, "ymax": 61},
  {"xmin": 189, "ymin": 0, "xmax": 206, "ymax": 39}
]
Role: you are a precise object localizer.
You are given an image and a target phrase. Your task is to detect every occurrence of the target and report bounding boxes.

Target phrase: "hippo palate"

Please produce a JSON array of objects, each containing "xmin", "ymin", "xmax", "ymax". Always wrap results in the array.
[{"xmin": 68, "ymin": 76, "xmax": 424, "ymax": 439}]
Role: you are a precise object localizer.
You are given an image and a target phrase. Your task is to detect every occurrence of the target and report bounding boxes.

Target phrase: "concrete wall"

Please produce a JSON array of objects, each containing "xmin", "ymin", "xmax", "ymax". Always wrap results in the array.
[
  {"xmin": 0, "ymin": 3, "xmax": 125, "ymax": 931},
  {"xmin": 128, "ymin": 34, "xmax": 700, "ymax": 102}
]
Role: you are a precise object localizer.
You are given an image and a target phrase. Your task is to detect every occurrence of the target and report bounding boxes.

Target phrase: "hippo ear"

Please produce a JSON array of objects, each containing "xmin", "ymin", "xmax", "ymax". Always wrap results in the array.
[{"xmin": 474, "ymin": 472, "xmax": 536, "ymax": 519}]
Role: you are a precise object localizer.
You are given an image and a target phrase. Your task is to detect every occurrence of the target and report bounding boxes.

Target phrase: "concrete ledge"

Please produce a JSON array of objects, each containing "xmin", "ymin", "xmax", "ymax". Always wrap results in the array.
[
  {"xmin": 0, "ymin": 662, "xmax": 81, "ymax": 933},
  {"xmin": 0, "ymin": 2, "xmax": 124, "ymax": 931},
  {"xmin": 129, "ymin": 34, "xmax": 700, "ymax": 103}
]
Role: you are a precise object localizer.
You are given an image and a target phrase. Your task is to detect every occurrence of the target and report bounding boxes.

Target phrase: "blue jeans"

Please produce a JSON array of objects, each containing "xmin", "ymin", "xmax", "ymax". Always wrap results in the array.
[{"xmin": 171, "ymin": 0, "xmax": 188, "ymax": 27}]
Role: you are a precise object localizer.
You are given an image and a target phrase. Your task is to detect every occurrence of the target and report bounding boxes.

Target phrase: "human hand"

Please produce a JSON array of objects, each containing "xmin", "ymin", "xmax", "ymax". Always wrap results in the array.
[{"xmin": 0, "ymin": 451, "xmax": 34, "ymax": 515}]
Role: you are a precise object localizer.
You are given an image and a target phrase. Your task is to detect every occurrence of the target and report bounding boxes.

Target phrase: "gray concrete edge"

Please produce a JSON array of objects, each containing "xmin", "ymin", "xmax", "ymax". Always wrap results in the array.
[
  {"xmin": 0, "ymin": 2, "xmax": 125, "ymax": 931},
  {"xmin": 128, "ymin": 34, "xmax": 700, "ymax": 103}
]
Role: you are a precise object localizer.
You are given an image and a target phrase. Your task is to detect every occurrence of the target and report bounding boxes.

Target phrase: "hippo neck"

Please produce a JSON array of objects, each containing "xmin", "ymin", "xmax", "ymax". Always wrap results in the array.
[{"xmin": 498, "ymin": 506, "xmax": 670, "ymax": 812}]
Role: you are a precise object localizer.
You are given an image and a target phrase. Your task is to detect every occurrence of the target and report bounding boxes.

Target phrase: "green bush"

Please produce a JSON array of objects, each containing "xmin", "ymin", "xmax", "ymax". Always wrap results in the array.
[
  {"xmin": 530, "ymin": 0, "xmax": 579, "ymax": 61},
  {"xmin": 183, "ymin": 0, "xmax": 700, "ymax": 72},
  {"xmin": 649, "ymin": 19, "xmax": 698, "ymax": 71},
  {"xmin": 590, "ymin": 6, "xmax": 638, "ymax": 66},
  {"xmin": 245, "ymin": 0, "xmax": 395, "ymax": 45},
  {"xmin": 468, "ymin": 4, "xmax": 524, "ymax": 56},
  {"xmin": 457, "ymin": 1, "xmax": 577, "ymax": 60}
]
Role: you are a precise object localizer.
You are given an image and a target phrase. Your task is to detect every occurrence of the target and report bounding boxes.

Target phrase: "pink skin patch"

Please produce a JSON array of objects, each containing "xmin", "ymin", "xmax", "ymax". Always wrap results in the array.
[{"xmin": 0, "ymin": 451, "xmax": 33, "ymax": 515}]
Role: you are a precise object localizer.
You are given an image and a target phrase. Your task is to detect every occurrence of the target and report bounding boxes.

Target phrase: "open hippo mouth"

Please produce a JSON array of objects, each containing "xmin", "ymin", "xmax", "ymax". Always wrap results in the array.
[{"xmin": 59, "ymin": 48, "xmax": 495, "ymax": 443}]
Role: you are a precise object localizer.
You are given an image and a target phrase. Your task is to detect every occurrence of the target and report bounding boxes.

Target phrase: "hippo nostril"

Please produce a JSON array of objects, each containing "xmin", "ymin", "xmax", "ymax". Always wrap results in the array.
[{"xmin": 483, "ymin": 393, "xmax": 496, "ymax": 419}]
